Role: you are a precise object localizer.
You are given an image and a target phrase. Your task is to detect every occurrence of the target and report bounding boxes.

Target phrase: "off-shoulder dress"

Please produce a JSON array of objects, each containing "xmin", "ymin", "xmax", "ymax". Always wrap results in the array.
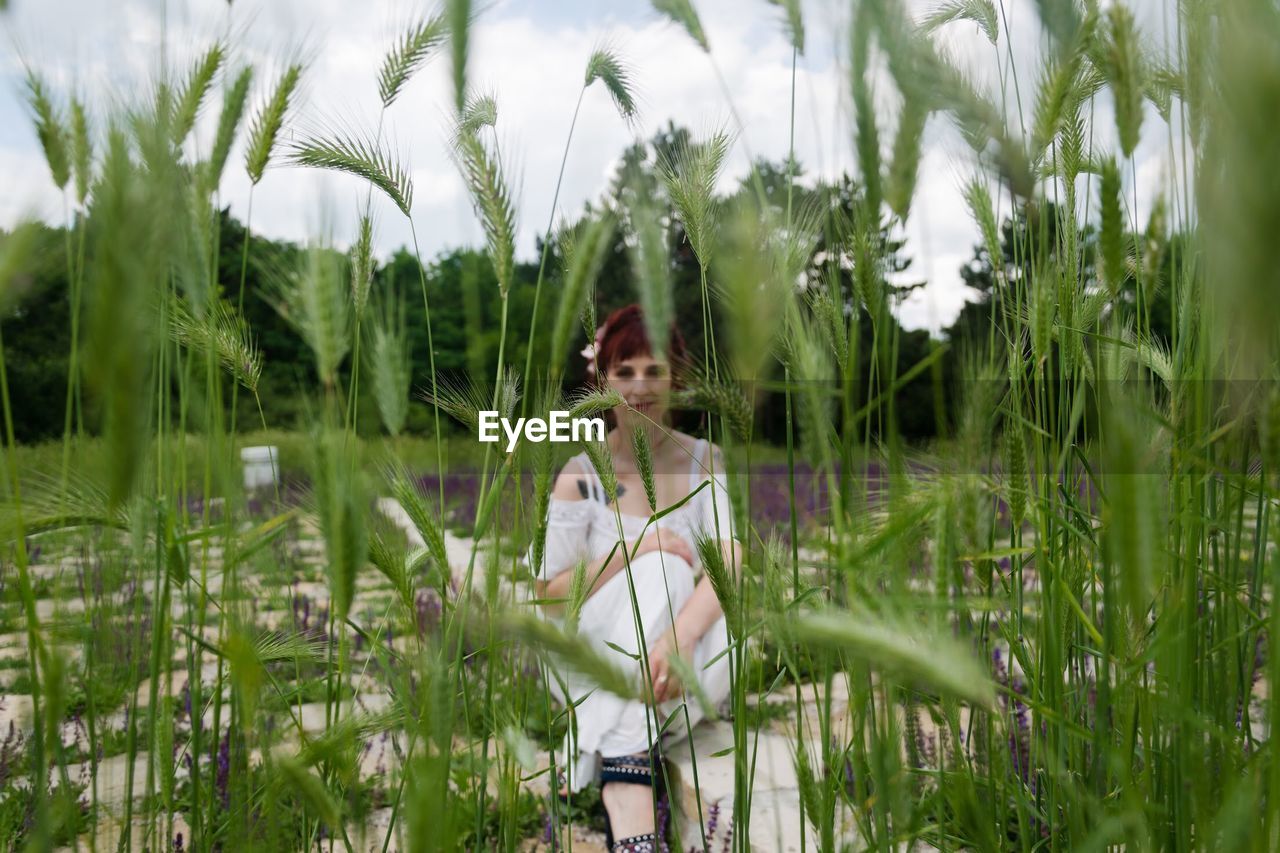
[{"xmin": 528, "ymin": 437, "xmax": 735, "ymax": 792}]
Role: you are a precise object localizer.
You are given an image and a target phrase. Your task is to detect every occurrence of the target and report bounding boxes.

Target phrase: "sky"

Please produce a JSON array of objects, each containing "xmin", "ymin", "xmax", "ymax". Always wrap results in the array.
[{"xmin": 1, "ymin": 0, "xmax": 1187, "ymax": 334}]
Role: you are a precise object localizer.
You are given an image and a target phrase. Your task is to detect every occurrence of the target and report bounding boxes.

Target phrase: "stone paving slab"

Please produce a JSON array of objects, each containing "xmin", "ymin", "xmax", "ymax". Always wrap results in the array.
[
  {"xmin": 54, "ymin": 814, "xmax": 192, "ymax": 853},
  {"xmin": 668, "ymin": 719, "xmax": 826, "ymax": 852}
]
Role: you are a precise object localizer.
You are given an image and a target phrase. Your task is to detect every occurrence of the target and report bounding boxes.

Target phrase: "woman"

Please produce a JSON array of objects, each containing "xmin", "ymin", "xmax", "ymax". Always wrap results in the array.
[{"xmin": 529, "ymin": 304, "xmax": 739, "ymax": 852}]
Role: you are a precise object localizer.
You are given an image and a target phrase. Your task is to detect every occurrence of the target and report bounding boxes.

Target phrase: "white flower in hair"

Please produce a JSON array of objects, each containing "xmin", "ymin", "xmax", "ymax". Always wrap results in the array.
[{"xmin": 580, "ymin": 323, "xmax": 607, "ymax": 377}]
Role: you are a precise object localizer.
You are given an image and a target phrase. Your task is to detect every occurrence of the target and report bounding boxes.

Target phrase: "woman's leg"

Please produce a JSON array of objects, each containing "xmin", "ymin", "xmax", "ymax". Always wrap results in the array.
[
  {"xmin": 590, "ymin": 549, "xmax": 694, "ymax": 847},
  {"xmin": 601, "ymin": 775, "xmax": 659, "ymax": 840}
]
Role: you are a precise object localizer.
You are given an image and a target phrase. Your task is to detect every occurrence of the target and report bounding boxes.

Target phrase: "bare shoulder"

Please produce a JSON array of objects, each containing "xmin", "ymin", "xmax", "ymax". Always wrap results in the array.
[
  {"xmin": 706, "ymin": 443, "xmax": 729, "ymax": 479},
  {"xmin": 698, "ymin": 435, "xmax": 726, "ymax": 467},
  {"xmin": 551, "ymin": 456, "xmax": 593, "ymax": 501},
  {"xmin": 687, "ymin": 434, "xmax": 727, "ymax": 477}
]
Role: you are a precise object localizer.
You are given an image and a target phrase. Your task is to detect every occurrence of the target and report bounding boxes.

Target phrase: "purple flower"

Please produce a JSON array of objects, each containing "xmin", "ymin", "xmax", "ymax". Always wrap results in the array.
[
  {"xmin": 216, "ymin": 735, "xmax": 231, "ymax": 808},
  {"xmin": 416, "ymin": 590, "xmax": 443, "ymax": 637},
  {"xmin": 0, "ymin": 721, "xmax": 23, "ymax": 787},
  {"xmin": 656, "ymin": 792, "xmax": 670, "ymax": 844}
]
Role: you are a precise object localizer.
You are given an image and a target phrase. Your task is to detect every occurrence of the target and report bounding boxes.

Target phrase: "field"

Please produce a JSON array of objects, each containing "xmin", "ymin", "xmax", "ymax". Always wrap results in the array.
[{"xmin": 2, "ymin": 0, "xmax": 1279, "ymax": 851}]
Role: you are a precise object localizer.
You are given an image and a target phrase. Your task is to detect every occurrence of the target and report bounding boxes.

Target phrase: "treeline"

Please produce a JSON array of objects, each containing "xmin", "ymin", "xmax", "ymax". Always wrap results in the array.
[{"xmin": 1, "ymin": 122, "xmax": 1178, "ymax": 447}]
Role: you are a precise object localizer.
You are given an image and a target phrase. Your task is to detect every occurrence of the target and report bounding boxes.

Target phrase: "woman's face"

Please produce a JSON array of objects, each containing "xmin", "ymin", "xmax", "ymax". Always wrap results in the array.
[{"xmin": 603, "ymin": 352, "xmax": 671, "ymax": 430}]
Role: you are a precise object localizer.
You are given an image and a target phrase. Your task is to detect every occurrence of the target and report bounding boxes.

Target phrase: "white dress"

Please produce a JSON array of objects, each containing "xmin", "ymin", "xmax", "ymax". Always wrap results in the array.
[{"xmin": 528, "ymin": 437, "xmax": 736, "ymax": 792}]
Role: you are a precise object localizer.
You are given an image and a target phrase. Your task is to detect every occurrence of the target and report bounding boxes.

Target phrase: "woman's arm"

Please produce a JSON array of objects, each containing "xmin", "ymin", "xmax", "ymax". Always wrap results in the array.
[
  {"xmin": 536, "ymin": 526, "xmax": 694, "ymax": 604},
  {"xmin": 675, "ymin": 441, "xmax": 741, "ymax": 645},
  {"xmin": 537, "ymin": 537, "xmax": 628, "ymax": 603}
]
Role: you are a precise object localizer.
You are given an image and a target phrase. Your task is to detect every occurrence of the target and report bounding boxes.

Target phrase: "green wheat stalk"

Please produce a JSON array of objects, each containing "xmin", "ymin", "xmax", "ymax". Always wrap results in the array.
[
  {"xmin": 245, "ymin": 62, "xmax": 304, "ymax": 185},
  {"xmin": 204, "ymin": 65, "xmax": 253, "ymax": 193},
  {"xmin": 585, "ymin": 47, "xmax": 639, "ymax": 121},
  {"xmin": 290, "ymin": 130, "xmax": 414, "ymax": 217},
  {"xmin": 24, "ymin": 69, "xmax": 70, "ymax": 189},
  {"xmin": 921, "ymin": 0, "xmax": 998, "ymax": 45},
  {"xmin": 170, "ymin": 42, "xmax": 226, "ymax": 145},
  {"xmin": 378, "ymin": 12, "xmax": 449, "ymax": 108},
  {"xmin": 453, "ymin": 129, "xmax": 515, "ymax": 296},
  {"xmin": 653, "ymin": 0, "xmax": 708, "ymax": 51}
]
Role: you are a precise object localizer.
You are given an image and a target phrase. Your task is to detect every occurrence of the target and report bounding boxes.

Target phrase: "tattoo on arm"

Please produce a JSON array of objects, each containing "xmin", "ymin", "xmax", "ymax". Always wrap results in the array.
[{"xmin": 577, "ymin": 476, "xmax": 626, "ymax": 505}]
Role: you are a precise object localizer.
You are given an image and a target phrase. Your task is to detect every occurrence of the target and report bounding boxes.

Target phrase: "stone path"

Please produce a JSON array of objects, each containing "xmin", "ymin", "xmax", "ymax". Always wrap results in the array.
[
  {"xmin": 4, "ymin": 496, "xmax": 828, "ymax": 851},
  {"xmin": 669, "ymin": 721, "xmax": 818, "ymax": 852}
]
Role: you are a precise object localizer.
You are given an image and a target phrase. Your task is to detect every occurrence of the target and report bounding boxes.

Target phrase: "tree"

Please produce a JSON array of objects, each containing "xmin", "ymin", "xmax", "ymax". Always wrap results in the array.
[
  {"xmin": 947, "ymin": 198, "xmax": 1180, "ymax": 352},
  {"xmin": 0, "ymin": 224, "xmax": 72, "ymax": 443}
]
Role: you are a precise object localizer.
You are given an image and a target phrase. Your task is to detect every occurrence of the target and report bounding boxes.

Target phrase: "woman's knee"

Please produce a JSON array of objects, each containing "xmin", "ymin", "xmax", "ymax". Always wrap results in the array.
[{"xmin": 633, "ymin": 549, "xmax": 695, "ymax": 587}]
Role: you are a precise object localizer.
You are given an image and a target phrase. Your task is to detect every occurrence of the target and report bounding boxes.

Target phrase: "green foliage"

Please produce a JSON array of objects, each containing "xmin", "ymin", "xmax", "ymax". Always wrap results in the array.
[
  {"xmin": 312, "ymin": 426, "xmax": 368, "ymax": 620},
  {"xmin": 1029, "ymin": 11, "xmax": 1093, "ymax": 160},
  {"xmin": 581, "ymin": 437, "xmax": 617, "ymax": 502},
  {"xmin": 379, "ymin": 13, "xmax": 449, "ymax": 109},
  {"xmin": 453, "ymin": 130, "xmax": 516, "ymax": 296},
  {"xmin": 368, "ymin": 290, "xmax": 412, "ymax": 437},
  {"xmin": 624, "ymin": 181, "xmax": 674, "ymax": 363},
  {"xmin": 460, "ymin": 91, "xmax": 498, "ymax": 135},
  {"xmin": 659, "ymin": 129, "xmax": 731, "ymax": 267},
  {"xmin": 205, "ymin": 66, "xmax": 254, "ymax": 194},
  {"xmin": 921, "ymin": 0, "xmax": 998, "ymax": 45},
  {"xmin": 68, "ymin": 97, "xmax": 92, "ymax": 205},
  {"xmin": 764, "ymin": 0, "xmax": 804, "ymax": 52},
  {"xmin": 24, "ymin": 69, "xmax": 70, "ymax": 190},
  {"xmin": 1104, "ymin": 2, "xmax": 1145, "ymax": 158},
  {"xmin": 1099, "ymin": 157, "xmax": 1126, "ymax": 297},
  {"xmin": 886, "ymin": 78, "xmax": 928, "ymax": 220},
  {"xmin": 169, "ymin": 297, "xmax": 263, "ymax": 393},
  {"xmin": 549, "ymin": 213, "xmax": 615, "ymax": 373},
  {"xmin": 263, "ymin": 244, "xmax": 351, "ymax": 387},
  {"xmin": 82, "ymin": 125, "xmax": 166, "ymax": 507},
  {"xmin": 630, "ymin": 427, "xmax": 657, "ymax": 512},
  {"xmin": 790, "ymin": 608, "xmax": 996, "ymax": 708},
  {"xmin": 584, "ymin": 47, "xmax": 638, "ymax": 121},
  {"xmin": 652, "ymin": 0, "xmax": 708, "ymax": 51},
  {"xmin": 3, "ymin": 6, "xmax": 1275, "ymax": 849},
  {"xmin": 505, "ymin": 613, "xmax": 638, "ymax": 700},
  {"xmin": 349, "ymin": 214, "xmax": 375, "ymax": 316},
  {"xmin": 245, "ymin": 63, "xmax": 304, "ymax": 185},
  {"xmin": 291, "ymin": 131, "xmax": 414, "ymax": 217},
  {"xmin": 449, "ymin": 0, "xmax": 472, "ymax": 114},
  {"xmin": 388, "ymin": 461, "xmax": 451, "ymax": 581},
  {"xmin": 170, "ymin": 42, "xmax": 226, "ymax": 146}
]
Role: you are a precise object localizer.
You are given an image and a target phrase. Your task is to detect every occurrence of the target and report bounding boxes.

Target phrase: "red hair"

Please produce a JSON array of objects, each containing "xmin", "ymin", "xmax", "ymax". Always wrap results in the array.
[{"xmin": 594, "ymin": 304, "xmax": 688, "ymax": 383}]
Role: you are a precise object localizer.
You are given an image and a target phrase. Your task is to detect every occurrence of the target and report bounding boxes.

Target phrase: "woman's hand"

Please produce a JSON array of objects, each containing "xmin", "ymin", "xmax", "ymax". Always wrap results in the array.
[
  {"xmin": 646, "ymin": 627, "xmax": 697, "ymax": 704},
  {"xmin": 634, "ymin": 529, "xmax": 696, "ymax": 567}
]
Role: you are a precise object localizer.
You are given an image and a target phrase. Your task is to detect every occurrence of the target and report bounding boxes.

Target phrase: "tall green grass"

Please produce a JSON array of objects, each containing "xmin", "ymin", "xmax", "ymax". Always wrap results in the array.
[{"xmin": 0, "ymin": 1, "xmax": 1277, "ymax": 851}]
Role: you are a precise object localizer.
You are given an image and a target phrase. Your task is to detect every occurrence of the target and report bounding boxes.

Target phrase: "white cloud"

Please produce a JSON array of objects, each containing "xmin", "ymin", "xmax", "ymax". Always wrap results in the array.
[
  {"xmin": 0, "ymin": 147, "xmax": 64, "ymax": 226},
  {"xmin": 1, "ymin": 0, "xmax": 1185, "ymax": 334}
]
